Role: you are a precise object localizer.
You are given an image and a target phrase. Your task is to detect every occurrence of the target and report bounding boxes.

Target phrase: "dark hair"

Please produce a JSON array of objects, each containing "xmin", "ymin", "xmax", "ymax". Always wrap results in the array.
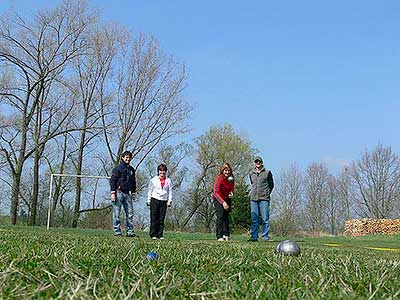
[
  {"xmin": 121, "ymin": 151, "xmax": 132, "ymax": 158},
  {"xmin": 157, "ymin": 164, "xmax": 168, "ymax": 173},
  {"xmin": 219, "ymin": 162, "xmax": 232, "ymax": 175}
]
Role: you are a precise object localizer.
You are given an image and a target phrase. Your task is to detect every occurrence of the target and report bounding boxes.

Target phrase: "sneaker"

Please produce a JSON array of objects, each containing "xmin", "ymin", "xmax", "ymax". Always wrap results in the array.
[
  {"xmin": 223, "ymin": 235, "xmax": 230, "ymax": 241},
  {"xmin": 159, "ymin": 237, "xmax": 164, "ymax": 240},
  {"xmin": 217, "ymin": 238, "xmax": 224, "ymax": 241},
  {"xmin": 126, "ymin": 233, "xmax": 138, "ymax": 238},
  {"xmin": 247, "ymin": 238, "xmax": 258, "ymax": 242},
  {"xmin": 152, "ymin": 237, "xmax": 157, "ymax": 240},
  {"xmin": 114, "ymin": 233, "xmax": 122, "ymax": 237}
]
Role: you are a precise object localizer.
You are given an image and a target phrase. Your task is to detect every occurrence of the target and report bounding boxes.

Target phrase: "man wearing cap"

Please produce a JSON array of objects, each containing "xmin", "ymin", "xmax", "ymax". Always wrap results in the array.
[{"xmin": 248, "ymin": 156, "xmax": 274, "ymax": 241}]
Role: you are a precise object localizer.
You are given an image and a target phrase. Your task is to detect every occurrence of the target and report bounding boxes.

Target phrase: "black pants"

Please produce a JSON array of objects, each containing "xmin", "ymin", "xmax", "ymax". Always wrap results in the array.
[
  {"xmin": 214, "ymin": 198, "xmax": 231, "ymax": 239},
  {"xmin": 150, "ymin": 198, "xmax": 168, "ymax": 238}
]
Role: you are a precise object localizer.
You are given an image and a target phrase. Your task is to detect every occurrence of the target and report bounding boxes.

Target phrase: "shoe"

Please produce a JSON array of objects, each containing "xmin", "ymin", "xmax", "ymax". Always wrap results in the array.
[
  {"xmin": 114, "ymin": 233, "xmax": 122, "ymax": 237},
  {"xmin": 159, "ymin": 237, "xmax": 164, "ymax": 240},
  {"xmin": 223, "ymin": 235, "xmax": 230, "ymax": 241},
  {"xmin": 126, "ymin": 233, "xmax": 138, "ymax": 238},
  {"xmin": 217, "ymin": 238, "xmax": 224, "ymax": 241},
  {"xmin": 247, "ymin": 238, "xmax": 258, "ymax": 242},
  {"xmin": 152, "ymin": 237, "xmax": 157, "ymax": 240}
]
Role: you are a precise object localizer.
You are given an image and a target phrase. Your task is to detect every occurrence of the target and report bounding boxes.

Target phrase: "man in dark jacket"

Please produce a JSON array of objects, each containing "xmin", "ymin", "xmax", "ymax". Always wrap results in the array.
[
  {"xmin": 110, "ymin": 150, "xmax": 137, "ymax": 237},
  {"xmin": 248, "ymin": 156, "xmax": 274, "ymax": 241}
]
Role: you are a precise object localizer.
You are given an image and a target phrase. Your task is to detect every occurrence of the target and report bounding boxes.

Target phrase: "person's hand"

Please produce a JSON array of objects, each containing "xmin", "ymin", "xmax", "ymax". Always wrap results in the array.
[
  {"xmin": 167, "ymin": 200, "xmax": 172, "ymax": 207},
  {"xmin": 111, "ymin": 193, "xmax": 116, "ymax": 202},
  {"xmin": 222, "ymin": 201, "xmax": 229, "ymax": 211},
  {"xmin": 146, "ymin": 199, "xmax": 151, "ymax": 207},
  {"xmin": 228, "ymin": 192, "xmax": 234, "ymax": 198},
  {"xmin": 131, "ymin": 192, "xmax": 137, "ymax": 201}
]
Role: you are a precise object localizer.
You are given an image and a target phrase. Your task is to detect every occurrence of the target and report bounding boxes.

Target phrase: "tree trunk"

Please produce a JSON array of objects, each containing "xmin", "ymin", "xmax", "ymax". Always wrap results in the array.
[
  {"xmin": 72, "ymin": 126, "xmax": 87, "ymax": 228},
  {"xmin": 28, "ymin": 148, "xmax": 41, "ymax": 225},
  {"xmin": 10, "ymin": 173, "xmax": 22, "ymax": 225},
  {"xmin": 29, "ymin": 101, "xmax": 44, "ymax": 226},
  {"xmin": 10, "ymin": 121, "xmax": 28, "ymax": 225},
  {"xmin": 50, "ymin": 134, "xmax": 68, "ymax": 226}
]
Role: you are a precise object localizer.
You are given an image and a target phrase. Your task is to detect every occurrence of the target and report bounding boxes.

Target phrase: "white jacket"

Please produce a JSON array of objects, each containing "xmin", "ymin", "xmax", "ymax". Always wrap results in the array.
[{"xmin": 147, "ymin": 176, "xmax": 173, "ymax": 202}]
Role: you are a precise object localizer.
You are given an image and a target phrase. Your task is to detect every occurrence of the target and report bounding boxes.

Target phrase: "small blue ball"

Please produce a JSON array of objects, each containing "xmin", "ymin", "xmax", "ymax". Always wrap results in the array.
[{"xmin": 146, "ymin": 252, "xmax": 158, "ymax": 260}]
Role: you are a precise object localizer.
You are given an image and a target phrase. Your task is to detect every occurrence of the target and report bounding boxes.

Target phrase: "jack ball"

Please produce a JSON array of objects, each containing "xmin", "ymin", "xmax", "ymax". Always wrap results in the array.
[{"xmin": 146, "ymin": 252, "xmax": 158, "ymax": 260}]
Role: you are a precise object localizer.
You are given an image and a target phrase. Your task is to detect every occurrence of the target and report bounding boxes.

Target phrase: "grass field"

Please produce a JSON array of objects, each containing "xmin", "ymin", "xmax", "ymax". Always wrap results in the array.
[{"xmin": 0, "ymin": 226, "xmax": 399, "ymax": 299}]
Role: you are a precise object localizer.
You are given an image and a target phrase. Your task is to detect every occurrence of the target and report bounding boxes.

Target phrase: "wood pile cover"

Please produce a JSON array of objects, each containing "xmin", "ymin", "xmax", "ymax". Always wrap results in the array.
[{"xmin": 344, "ymin": 218, "xmax": 400, "ymax": 236}]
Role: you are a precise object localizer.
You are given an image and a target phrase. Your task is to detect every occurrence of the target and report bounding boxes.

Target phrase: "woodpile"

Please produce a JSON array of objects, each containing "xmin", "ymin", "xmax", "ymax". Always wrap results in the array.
[{"xmin": 344, "ymin": 218, "xmax": 400, "ymax": 236}]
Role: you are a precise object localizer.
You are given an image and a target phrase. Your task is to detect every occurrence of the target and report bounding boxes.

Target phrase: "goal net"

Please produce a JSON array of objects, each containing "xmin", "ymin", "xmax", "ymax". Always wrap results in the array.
[{"xmin": 46, "ymin": 173, "xmax": 111, "ymax": 230}]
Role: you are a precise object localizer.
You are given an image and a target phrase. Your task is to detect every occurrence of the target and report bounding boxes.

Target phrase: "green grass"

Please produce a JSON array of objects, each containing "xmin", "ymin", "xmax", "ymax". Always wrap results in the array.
[{"xmin": 1, "ymin": 226, "xmax": 399, "ymax": 299}]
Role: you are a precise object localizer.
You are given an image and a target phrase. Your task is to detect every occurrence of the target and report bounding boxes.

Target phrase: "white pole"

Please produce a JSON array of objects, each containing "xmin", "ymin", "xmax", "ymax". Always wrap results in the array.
[
  {"xmin": 46, "ymin": 174, "xmax": 54, "ymax": 230},
  {"xmin": 46, "ymin": 173, "xmax": 110, "ymax": 230},
  {"xmin": 51, "ymin": 173, "xmax": 110, "ymax": 179}
]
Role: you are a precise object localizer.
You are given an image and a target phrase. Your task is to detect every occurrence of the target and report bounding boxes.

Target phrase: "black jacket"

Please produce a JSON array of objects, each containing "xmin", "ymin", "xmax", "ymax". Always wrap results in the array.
[{"xmin": 110, "ymin": 162, "xmax": 136, "ymax": 193}]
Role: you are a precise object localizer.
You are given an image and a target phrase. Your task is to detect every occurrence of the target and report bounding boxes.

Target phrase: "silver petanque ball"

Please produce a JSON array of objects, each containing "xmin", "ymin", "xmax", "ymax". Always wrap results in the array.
[
  {"xmin": 227, "ymin": 176, "xmax": 234, "ymax": 183},
  {"xmin": 276, "ymin": 240, "xmax": 301, "ymax": 256},
  {"xmin": 275, "ymin": 242, "xmax": 282, "ymax": 254}
]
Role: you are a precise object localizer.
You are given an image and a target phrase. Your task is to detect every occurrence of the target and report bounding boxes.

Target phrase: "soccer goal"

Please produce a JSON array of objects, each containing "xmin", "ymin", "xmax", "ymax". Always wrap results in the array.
[{"xmin": 46, "ymin": 173, "xmax": 111, "ymax": 230}]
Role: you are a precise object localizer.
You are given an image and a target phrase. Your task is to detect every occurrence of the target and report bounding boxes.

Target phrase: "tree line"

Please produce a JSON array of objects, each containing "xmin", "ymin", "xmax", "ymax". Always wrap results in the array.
[
  {"xmin": 0, "ymin": 0, "xmax": 191, "ymax": 226},
  {"xmin": 162, "ymin": 129, "xmax": 400, "ymax": 235},
  {"xmin": 271, "ymin": 144, "xmax": 400, "ymax": 235},
  {"xmin": 1, "ymin": 1, "xmax": 399, "ymax": 234}
]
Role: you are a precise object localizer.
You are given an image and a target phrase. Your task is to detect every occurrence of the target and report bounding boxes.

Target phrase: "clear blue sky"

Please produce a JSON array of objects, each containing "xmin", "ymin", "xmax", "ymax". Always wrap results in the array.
[{"xmin": 1, "ymin": 0, "xmax": 399, "ymax": 173}]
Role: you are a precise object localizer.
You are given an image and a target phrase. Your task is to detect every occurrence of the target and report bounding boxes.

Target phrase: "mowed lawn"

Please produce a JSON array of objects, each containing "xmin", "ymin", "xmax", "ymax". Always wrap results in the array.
[{"xmin": 0, "ymin": 226, "xmax": 399, "ymax": 299}]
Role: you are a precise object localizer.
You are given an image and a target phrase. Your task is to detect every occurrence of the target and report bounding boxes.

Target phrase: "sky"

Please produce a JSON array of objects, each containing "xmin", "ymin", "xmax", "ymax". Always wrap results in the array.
[{"xmin": 1, "ymin": 0, "xmax": 399, "ymax": 174}]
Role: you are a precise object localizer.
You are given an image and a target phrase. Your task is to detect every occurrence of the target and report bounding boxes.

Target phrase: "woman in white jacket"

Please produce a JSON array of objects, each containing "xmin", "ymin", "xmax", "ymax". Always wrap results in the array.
[{"xmin": 147, "ymin": 164, "xmax": 173, "ymax": 239}]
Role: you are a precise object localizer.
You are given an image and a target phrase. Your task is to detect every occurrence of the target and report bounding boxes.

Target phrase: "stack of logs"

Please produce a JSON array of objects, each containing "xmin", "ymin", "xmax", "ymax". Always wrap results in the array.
[{"xmin": 344, "ymin": 218, "xmax": 400, "ymax": 236}]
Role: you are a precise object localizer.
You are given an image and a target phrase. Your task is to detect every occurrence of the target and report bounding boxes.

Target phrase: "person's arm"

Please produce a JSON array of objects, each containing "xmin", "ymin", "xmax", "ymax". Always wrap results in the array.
[
  {"xmin": 268, "ymin": 171, "xmax": 274, "ymax": 192},
  {"xmin": 247, "ymin": 173, "xmax": 254, "ymax": 196},
  {"xmin": 214, "ymin": 176, "xmax": 229, "ymax": 210},
  {"xmin": 167, "ymin": 179, "xmax": 173, "ymax": 207},
  {"xmin": 131, "ymin": 168, "xmax": 137, "ymax": 193},
  {"xmin": 228, "ymin": 177, "xmax": 235, "ymax": 198},
  {"xmin": 110, "ymin": 166, "xmax": 120, "ymax": 202},
  {"xmin": 147, "ymin": 178, "xmax": 154, "ymax": 206},
  {"xmin": 130, "ymin": 168, "xmax": 137, "ymax": 200},
  {"xmin": 213, "ymin": 176, "xmax": 225, "ymax": 205}
]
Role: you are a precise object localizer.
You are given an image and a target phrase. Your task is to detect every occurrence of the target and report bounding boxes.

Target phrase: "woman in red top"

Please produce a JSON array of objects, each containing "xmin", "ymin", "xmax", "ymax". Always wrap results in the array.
[{"xmin": 213, "ymin": 162, "xmax": 235, "ymax": 241}]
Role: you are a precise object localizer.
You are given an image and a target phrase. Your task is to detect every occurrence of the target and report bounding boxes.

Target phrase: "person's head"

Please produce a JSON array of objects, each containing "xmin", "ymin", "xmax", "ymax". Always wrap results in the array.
[
  {"xmin": 254, "ymin": 156, "xmax": 263, "ymax": 168},
  {"xmin": 219, "ymin": 162, "xmax": 232, "ymax": 177},
  {"xmin": 157, "ymin": 164, "xmax": 168, "ymax": 178},
  {"xmin": 121, "ymin": 151, "xmax": 132, "ymax": 164}
]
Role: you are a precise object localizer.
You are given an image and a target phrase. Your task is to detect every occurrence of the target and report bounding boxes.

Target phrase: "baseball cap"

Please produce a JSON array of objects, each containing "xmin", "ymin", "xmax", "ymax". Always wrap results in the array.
[{"xmin": 254, "ymin": 156, "xmax": 263, "ymax": 163}]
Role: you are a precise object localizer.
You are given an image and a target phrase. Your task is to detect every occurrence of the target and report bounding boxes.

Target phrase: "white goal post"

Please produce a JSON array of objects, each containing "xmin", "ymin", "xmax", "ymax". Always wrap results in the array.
[{"xmin": 47, "ymin": 173, "xmax": 110, "ymax": 230}]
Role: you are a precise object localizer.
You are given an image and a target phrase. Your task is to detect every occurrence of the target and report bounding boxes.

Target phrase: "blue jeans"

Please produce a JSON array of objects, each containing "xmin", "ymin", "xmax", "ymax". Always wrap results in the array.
[
  {"xmin": 250, "ymin": 200, "xmax": 270, "ymax": 241},
  {"xmin": 112, "ymin": 191, "xmax": 134, "ymax": 235}
]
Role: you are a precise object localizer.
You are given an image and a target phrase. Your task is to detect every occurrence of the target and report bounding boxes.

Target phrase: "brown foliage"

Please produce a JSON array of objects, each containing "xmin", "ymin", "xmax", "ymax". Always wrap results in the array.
[{"xmin": 344, "ymin": 218, "xmax": 400, "ymax": 236}]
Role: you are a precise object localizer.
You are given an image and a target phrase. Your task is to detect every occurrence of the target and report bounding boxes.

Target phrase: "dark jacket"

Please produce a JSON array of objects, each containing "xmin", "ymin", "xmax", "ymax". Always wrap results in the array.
[
  {"xmin": 249, "ymin": 168, "xmax": 274, "ymax": 201},
  {"xmin": 110, "ymin": 162, "xmax": 136, "ymax": 193}
]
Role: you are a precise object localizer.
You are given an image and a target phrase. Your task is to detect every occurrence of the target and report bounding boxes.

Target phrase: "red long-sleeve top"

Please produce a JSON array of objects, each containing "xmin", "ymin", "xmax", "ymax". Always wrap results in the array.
[{"xmin": 213, "ymin": 174, "xmax": 235, "ymax": 205}]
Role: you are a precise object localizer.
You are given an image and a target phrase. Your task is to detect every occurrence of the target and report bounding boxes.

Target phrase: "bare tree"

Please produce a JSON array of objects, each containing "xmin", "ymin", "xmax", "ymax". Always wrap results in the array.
[
  {"xmin": 348, "ymin": 145, "xmax": 400, "ymax": 218},
  {"xmin": 43, "ymin": 132, "xmax": 73, "ymax": 226},
  {"xmin": 336, "ymin": 167, "xmax": 352, "ymax": 220},
  {"xmin": 0, "ymin": 0, "xmax": 95, "ymax": 224},
  {"xmin": 69, "ymin": 24, "xmax": 120, "ymax": 227},
  {"xmin": 100, "ymin": 34, "xmax": 192, "ymax": 168},
  {"xmin": 325, "ymin": 175, "xmax": 345, "ymax": 234},
  {"xmin": 144, "ymin": 143, "xmax": 193, "ymax": 188},
  {"xmin": 303, "ymin": 162, "xmax": 330, "ymax": 232},
  {"xmin": 274, "ymin": 164, "xmax": 303, "ymax": 235}
]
